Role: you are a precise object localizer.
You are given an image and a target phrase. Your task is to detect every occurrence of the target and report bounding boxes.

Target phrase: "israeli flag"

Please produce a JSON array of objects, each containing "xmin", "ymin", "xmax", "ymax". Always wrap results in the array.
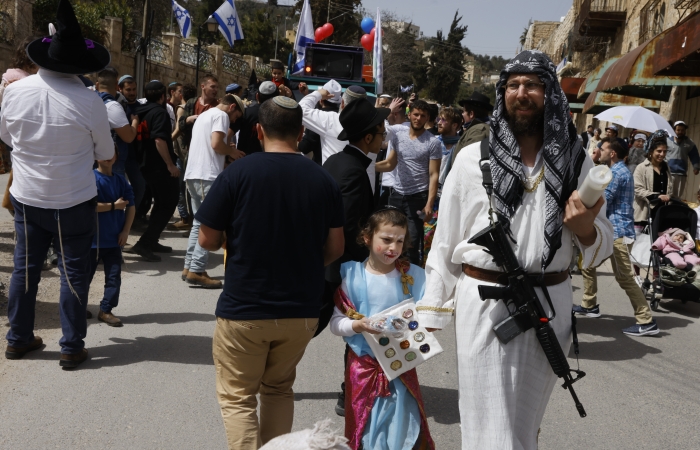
[
  {"xmin": 213, "ymin": 0, "xmax": 244, "ymax": 48},
  {"xmin": 400, "ymin": 84, "xmax": 414, "ymax": 93},
  {"xmin": 372, "ymin": 8, "xmax": 383, "ymax": 94},
  {"xmin": 172, "ymin": 0, "xmax": 192, "ymax": 39},
  {"xmin": 293, "ymin": 0, "xmax": 315, "ymax": 74}
]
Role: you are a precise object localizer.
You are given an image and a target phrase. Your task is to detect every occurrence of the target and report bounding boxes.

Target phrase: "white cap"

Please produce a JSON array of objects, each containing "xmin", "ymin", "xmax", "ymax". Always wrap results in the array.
[
  {"xmin": 634, "ymin": 133, "xmax": 647, "ymax": 141},
  {"xmin": 674, "ymin": 120, "xmax": 687, "ymax": 128},
  {"xmin": 323, "ymin": 79, "xmax": 342, "ymax": 104}
]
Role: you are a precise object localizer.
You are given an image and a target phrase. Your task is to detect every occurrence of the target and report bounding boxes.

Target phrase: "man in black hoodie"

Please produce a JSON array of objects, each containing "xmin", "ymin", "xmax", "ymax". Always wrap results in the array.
[{"xmin": 129, "ymin": 81, "xmax": 179, "ymax": 262}]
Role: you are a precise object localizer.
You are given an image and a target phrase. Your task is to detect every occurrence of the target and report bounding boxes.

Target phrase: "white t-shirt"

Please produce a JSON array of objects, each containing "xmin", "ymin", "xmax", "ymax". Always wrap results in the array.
[
  {"xmin": 105, "ymin": 99, "xmax": 129, "ymax": 129},
  {"xmin": 185, "ymin": 107, "xmax": 230, "ymax": 181}
]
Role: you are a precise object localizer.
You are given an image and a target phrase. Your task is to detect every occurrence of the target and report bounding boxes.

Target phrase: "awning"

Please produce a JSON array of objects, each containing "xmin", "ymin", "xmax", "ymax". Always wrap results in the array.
[
  {"xmin": 595, "ymin": 16, "xmax": 700, "ymax": 101},
  {"xmin": 579, "ymin": 57, "xmax": 661, "ymax": 114},
  {"xmin": 569, "ymin": 103, "xmax": 584, "ymax": 113},
  {"xmin": 653, "ymin": 10, "xmax": 700, "ymax": 77},
  {"xmin": 560, "ymin": 77, "xmax": 585, "ymax": 104}
]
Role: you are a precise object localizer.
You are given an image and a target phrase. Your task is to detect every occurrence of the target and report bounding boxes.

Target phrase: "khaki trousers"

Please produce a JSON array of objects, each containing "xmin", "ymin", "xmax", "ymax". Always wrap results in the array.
[
  {"xmin": 212, "ymin": 317, "xmax": 319, "ymax": 450},
  {"xmin": 582, "ymin": 237, "xmax": 653, "ymax": 324},
  {"xmin": 668, "ymin": 173, "xmax": 687, "ymax": 200}
]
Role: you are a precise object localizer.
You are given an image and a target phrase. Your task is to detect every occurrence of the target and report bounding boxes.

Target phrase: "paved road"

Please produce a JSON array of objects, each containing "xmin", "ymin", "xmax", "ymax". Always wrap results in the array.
[{"xmin": 1, "ymin": 190, "xmax": 699, "ymax": 448}]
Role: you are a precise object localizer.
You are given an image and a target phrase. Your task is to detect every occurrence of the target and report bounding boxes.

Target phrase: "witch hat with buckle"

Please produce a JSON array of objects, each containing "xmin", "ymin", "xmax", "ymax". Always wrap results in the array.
[{"xmin": 26, "ymin": 0, "xmax": 111, "ymax": 74}]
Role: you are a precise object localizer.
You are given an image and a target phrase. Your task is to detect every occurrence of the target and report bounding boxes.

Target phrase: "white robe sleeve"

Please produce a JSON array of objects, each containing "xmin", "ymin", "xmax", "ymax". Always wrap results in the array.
[
  {"xmin": 573, "ymin": 157, "xmax": 614, "ymax": 269},
  {"xmin": 330, "ymin": 306, "xmax": 357, "ymax": 337},
  {"xmin": 299, "ymin": 91, "xmax": 337, "ymax": 137},
  {"xmin": 416, "ymin": 149, "xmax": 484, "ymax": 329}
]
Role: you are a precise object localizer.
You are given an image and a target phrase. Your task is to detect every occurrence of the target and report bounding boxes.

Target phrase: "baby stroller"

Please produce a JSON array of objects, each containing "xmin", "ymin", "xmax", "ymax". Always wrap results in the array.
[{"xmin": 640, "ymin": 200, "xmax": 700, "ymax": 311}]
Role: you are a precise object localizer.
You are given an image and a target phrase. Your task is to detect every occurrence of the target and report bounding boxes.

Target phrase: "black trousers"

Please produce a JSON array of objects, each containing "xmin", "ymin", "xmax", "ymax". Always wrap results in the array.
[
  {"xmin": 137, "ymin": 171, "xmax": 179, "ymax": 247},
  {"xmin": 315, "ymin": 280, "xmax": 340, "ymax": 338},
  {"xmin": 389, "ymin": 189, "xmax": 428, "ymax": 266}
]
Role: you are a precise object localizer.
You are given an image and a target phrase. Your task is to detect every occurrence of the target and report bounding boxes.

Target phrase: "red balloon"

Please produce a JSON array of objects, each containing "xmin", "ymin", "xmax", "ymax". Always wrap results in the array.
[
  {"xmin": 369, "ymin": 27, "xmax": 384, "ymax": 40},
  {"xmin": 315, "ymin": 27, "xmax": 324, "ymax": 42},
  {"xmin": 360, "ymin": 34, "xmax": 373, "ymax": 52},
  {"xmin": 322, "ymin": 23, "xmax": 334, "ymax": 39}
]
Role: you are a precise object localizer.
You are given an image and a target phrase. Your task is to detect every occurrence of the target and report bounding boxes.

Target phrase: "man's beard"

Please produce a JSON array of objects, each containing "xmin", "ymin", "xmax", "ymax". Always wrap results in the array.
[
  {"xmin": 505, "ymin": 100, "xmax": 544, "ymax": 137},
  {"xmin": 411, "ymin": 123, "xmax": 425, "ymax": 132}
]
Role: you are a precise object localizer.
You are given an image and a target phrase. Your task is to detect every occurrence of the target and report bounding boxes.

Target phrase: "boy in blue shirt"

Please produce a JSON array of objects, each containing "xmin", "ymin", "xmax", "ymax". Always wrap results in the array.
[{"xmin": 88, "ymin": 150, "xmax": 135, "ymax": 327}]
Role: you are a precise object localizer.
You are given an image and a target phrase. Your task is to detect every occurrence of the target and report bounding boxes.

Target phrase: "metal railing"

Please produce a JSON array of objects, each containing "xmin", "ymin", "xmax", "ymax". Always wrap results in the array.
[
  {"xmin": 122, "ymin": 30, "xmax": 141, "ymax": 54},
  {"xmin": 589, "ymin": 0, "xmax": 626, "ymax": 12},
  {"xmin": 223, "ymin": 52, "xmax": 251, "ymax": 79},
  {"xmin": 0, "ymin": 12, "xmax": 14, "ymax": 46},
  {"xmin": 180, "ymin": 42, "xmax": 214, "ymax": 71},
  {"xmin": 254, "ymin": 59, "xmax": 271, "ymax": 78},
  {"xmin": 147, "ymin": 38, "xmax": 170, "ymax": 65}
]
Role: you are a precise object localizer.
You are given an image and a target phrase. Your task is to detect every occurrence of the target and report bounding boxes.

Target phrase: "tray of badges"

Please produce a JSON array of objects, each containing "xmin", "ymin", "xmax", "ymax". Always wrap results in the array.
[{"xmin": 361, "ymin": 298, "xmax": 443, "ymax": 381}]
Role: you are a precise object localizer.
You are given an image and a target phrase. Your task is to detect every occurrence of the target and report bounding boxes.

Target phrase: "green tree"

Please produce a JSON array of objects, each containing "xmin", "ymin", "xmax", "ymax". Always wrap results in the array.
[
  {"xmin": 294, "ymin": 0, "xmax": 362, "ymax": 46},
  {"xmin": 230, "ymin": 8, "xmax": 293, "ymax": 62},
  {"xmin": 379, "ymin": 17, "xmax": 427, "ymax": 96},
  {"xmin": 425, "ymin": 11, "xmax": 467, "ymax": 105},
  {"xmin": 519, "ymin": 19, "xmax": 532, "ymax": 46}
]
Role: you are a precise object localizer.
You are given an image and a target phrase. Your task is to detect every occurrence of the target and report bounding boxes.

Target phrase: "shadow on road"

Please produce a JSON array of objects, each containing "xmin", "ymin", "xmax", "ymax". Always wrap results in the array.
[
  {"xmin": 570, "ymin": 313, "xmax": 693, "ymax": 361},
  {"xmin": 116, "ymin": 312, "xmax": 215, "ymax": 325},
  {"xmin": 420, "ymin": 385, "xmax": 460, "ymax": 425},
  {"xmin": 27, "ymin": 335, "xmax": 215, "ymax": 368},
  {"xmin": 294, "ymin": 392, "xmax": 338, "ymax": 401}
]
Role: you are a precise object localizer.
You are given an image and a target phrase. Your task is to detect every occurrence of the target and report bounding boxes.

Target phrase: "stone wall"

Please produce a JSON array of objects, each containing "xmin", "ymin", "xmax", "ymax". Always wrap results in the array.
[{"xmin": 524, "ymin": 21, "xmax": 560, "ymax": 52}]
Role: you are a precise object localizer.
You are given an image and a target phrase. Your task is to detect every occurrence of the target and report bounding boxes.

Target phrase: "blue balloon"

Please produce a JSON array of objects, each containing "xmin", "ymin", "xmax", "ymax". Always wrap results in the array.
[{"xmin": 361, "ymin": 17, "xmax": 375, "ymax": 34}]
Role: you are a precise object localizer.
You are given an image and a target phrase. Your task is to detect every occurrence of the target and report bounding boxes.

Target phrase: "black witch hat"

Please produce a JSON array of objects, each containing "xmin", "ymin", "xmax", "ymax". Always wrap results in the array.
[{"xmin": 26, "ymin": 0, "xmax": 110, "ymax": 74}]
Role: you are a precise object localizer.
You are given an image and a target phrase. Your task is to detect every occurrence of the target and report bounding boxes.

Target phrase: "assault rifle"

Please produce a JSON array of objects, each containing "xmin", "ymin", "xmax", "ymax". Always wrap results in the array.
[{"xmin": 468, "ymin": 221, "xmax": 587, "ymax": 418}]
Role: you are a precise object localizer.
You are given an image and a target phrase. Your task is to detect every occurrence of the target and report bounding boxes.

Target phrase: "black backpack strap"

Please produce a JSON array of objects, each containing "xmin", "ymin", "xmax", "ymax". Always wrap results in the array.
[{"xmin": 479, "ymin": 137, "xmax": 493, "ymax": 197}]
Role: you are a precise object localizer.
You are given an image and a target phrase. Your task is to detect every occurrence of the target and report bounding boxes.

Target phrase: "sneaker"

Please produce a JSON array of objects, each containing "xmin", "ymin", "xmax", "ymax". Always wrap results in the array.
[
  {"xmin": 59, "ymin": 348, "xmax": 88, "ymax": 369},
  {"xmin": 622, "ymin": 319, "xmax": 659, "ymax": 336},
  {"xmin": 5, "ymin": 336, "xmax": 43, "ymax": 360},
  {"xmin": 335, "ymin": 392, "xmax": 345, "ymax": 417},
  {"xmin": 151, "ymin": 242, "xmax": 172, "ymax": 253},
  {"xmin": 123, "ymin": 244, "xmax": 136, "ymax": 254},
  {"xmin": 167, "ymin": 219, "xmax": 192, "ymax": 231},
  {"xmin": 130, "ymin": 242, "xmax": 161, "ymax": 262},
  {"xmin": 182, "ymin": 269, "xmax": 189, "ymax": 281},
  {"xmin": 98, "ymin": 310, "xmax": 123, "ymax": 327},
  {"xmin": 186, "ymin": 271, "xmax": 223, "ymax": 289},
  {"xmin": 572, "ymin": 304, "xmax": 601, "ymax": 318}
]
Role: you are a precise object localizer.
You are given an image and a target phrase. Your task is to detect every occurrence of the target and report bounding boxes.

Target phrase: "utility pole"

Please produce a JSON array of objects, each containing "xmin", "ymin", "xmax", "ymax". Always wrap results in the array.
[{"xmin": 135, "ymin": 0, "xmax": 151, "ymax": 99}]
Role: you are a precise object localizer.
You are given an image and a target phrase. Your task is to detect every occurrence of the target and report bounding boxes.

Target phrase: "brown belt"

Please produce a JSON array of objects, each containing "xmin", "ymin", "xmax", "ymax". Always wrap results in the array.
[{"xmin": 462, "ymin": 263, "xmax": 569, "ymax": 287}]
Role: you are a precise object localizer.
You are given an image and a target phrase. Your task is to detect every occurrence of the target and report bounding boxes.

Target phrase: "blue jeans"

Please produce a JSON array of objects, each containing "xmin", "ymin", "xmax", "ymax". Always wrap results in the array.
[
  {"xmin": 176, "ymin": 158, "xmax": 189, "ymax": 220},
  {"xmin": 124, "ymin": 159, "xmax": 145, "ymax": 210},
  {"xmin": 88, "ymin": 247, "xmax": 122, "ymax": 314},
  {"xmin": 7, "ymin": 195, "xmax": 96, "ymax": 354},
  {"xmin": 184, "ymin": 179, "xmax": 213, "ymax": 273},
  {"xmin": 389, "ymin": 189, "xmax": 428, "ymax": 266}
]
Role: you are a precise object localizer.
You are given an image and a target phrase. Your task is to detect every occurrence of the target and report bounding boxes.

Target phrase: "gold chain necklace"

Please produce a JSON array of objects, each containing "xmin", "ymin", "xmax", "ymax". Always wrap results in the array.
[{"xmin": 521, "ymin": 166, "xmax": 545, "ymax": 193}]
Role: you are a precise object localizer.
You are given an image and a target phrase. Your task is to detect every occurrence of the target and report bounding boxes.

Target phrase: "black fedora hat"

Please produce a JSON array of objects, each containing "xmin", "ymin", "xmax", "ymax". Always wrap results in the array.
[
  {"xmin": 26, "ymin": 0, "xmax": 110, "ymax": 74},
  {"xmin": 337, "ymin": 98, "xmax": 391, "ymax": 141},
  {"xmin": 458, "ymin": 92, "xmax": 493, "ymax": 111}
]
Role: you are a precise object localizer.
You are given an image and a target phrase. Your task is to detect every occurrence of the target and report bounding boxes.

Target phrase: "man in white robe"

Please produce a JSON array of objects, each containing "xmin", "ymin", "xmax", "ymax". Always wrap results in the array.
[{"xmin": 416, "ymin": 51, "xmax": 614, "ymax": 449}]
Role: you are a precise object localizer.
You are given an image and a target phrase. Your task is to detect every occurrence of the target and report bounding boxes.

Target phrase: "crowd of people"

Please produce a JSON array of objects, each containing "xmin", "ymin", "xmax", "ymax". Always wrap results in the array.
[{"xmin": 2, "ymin": 1, "xmax": 699, "ymax": 449}]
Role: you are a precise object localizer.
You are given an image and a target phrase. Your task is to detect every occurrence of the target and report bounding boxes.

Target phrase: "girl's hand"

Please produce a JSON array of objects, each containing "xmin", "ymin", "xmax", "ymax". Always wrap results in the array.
[{"xmin": 352, "ymin": 317, "xmax": 380, "ymax": 334}]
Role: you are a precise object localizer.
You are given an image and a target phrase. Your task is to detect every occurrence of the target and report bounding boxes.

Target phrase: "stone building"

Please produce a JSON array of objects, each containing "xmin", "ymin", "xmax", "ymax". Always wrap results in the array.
[
  {"xmin": 463, "ymin": 54, "xmax": 482, "ymax": 86},
  {"xmin": 525, "ymin": 0, "xmax": 700, "ymax": 200}
]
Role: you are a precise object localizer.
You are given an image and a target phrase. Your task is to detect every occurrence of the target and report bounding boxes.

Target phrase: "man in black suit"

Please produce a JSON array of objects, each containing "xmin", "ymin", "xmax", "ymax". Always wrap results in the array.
[
  {"xmin": 581, "ymin": 124, "xmax": 593, "ymax": 150},
  {"xmin": 317, "ymin": 98, "xmax": 390, "ymax": 416}
]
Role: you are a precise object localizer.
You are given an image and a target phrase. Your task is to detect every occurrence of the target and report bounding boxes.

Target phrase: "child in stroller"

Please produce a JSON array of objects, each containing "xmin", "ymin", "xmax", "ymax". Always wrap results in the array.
[{"xmin": 651, "ymin": 227, "xmax": 700, "ymax": 270}]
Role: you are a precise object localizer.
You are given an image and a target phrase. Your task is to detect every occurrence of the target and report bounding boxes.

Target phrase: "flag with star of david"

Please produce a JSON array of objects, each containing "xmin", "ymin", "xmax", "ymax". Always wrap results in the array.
[
  {"xmin": 213, "ymin": 0, "xmax": 244, "ymax": 48},
  {"xmin": 171, "ymin": 0, "xmax": 192, "ymax": 39}
]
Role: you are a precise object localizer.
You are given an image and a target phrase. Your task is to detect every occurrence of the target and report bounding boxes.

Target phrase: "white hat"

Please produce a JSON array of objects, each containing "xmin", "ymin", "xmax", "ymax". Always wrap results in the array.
[
  {"xmin": 634, "ymin": 133, "xmax": 647, "ymax": 141},
  {"xmin": 605, "ymin": 124, "xmax": 618, "ymax": 131},
  {"xmin": 323, "ymin": 79, "xmax": 342, "ymax": 104},
  {"xmin": 674, "ymin": 120, "xmax": 687, "ymax": 128}
]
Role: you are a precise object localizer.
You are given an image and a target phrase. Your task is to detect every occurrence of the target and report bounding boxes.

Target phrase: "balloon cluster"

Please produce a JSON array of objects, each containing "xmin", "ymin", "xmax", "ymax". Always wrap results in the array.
[
  {"xmin": 360, "ymin": 17, "xmax": 382, "ymax": 52},
  {"xmin": 315, "ymin": 23, "xmax": 334, "ymax": 42}
]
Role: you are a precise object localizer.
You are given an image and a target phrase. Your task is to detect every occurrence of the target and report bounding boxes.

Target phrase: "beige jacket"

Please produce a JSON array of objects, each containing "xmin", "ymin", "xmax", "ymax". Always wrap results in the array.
[{"xmin": 633, "ymin": 159, "xmax": 671, "ymax": 222}]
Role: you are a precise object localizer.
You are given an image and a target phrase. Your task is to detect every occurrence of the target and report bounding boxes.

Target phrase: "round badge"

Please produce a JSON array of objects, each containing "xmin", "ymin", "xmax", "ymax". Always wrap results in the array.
[
  {"xmin": 419, "ymin": 344, "xmax": 430, "ymax": 354},
  {"xmin": 379, "ymin": 336, "xmax": 390, "ymax": 346},
  {"xmin": 399, "ymin": 340, "xmax": 410, "ymax": 349},
  {"xmin": 402, "ymin": 309, "xmax": 414, "ymax": 319},
  {"xmin": 385, "ymin": 348, "xmax": 396, "ymax": 358},
  {"xmin": 408, "ymin": 321, "xmax": 419, "ymax": 330},
  {"xmin": 390, "ymin": 360, "xmax": 402, "ymax": 371},
  {"xmin": 405, "ymin": 351, "xmax": 417, "ymax": 361},
  {"xmin": 414, "ymin": 332, "xmax": 425, "ymax": 342}
]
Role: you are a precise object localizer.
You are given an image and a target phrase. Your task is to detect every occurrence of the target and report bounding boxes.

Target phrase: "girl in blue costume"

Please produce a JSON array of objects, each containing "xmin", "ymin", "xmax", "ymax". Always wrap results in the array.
[{"xmin": 330, "ymin": 207, "xmax": 435, "ymax": 450}]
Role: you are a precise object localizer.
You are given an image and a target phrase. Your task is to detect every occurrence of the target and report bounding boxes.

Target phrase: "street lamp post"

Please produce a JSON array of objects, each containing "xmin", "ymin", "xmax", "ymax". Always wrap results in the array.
[
  {"xmin": 195, "ymin": 15, "xmax": 219, "ymax": 90},
  {"xmin": 274, "ymin": 14, "xmax": 281, "ymax": 60}
]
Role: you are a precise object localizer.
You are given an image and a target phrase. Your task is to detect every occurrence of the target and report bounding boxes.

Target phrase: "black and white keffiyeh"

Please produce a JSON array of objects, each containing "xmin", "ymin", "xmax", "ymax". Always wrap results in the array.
[{"xmin": 489, "ymin": 50, "xmax": 586, "ymax": 271}]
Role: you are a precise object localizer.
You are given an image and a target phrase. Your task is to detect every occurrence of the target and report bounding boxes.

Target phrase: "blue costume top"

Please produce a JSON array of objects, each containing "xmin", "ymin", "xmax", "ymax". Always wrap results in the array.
[{"xmin": 340, "ymin": 260, "xmax": 427, "ymax": 450}]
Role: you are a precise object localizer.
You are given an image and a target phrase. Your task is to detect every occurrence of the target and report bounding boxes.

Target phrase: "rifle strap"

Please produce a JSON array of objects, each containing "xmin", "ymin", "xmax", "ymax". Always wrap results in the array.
[{"xmin": 478, "ymin": 137, "xmax": 496, "ymax": 225}]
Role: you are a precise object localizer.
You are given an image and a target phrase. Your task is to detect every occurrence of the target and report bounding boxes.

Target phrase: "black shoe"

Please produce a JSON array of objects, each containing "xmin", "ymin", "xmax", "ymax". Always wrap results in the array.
[
  {"xmin": 86, "ymin": 309, "xmax": 93, "ymax": 319},
  {"xmin": 151, "ymin": 242, "xmax": 172, "ymax": 253},
  {"xmin": 335, "ymin": 392, "xmax": 345, "ymax": 417},
  {"xmin": 131, "ymin": 242, "xmax": 161, "ymax": 262}
]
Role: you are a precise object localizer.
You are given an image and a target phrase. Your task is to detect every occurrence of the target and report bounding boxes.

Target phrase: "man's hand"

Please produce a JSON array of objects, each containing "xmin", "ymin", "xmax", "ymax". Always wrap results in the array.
[
  {"xmin": 389, "ymin": 97, "xmax": 405, "ymax": 114},
  {"xmin": 351, "ymin": 317, "xmax": 380, "ymax": 334},
  {"xmin": 229, "ymin": 148, "xmax": 246, "ymax": 160},
  {"xmin": 117, "ymin": 230, "xmax": 129, "ymax": 247},
  {"xmin": 114, "ymin": 197, "xmax": 128, "ymax": 210},
  {"xmin": 409, "ymin": 93, "xmax": 416, "ymax": 104},
  {"xmin": 659, "ymin": 194, "xmax": 671, "ymax": 203},
  {"xmin": 298, "ymin": 82, "xmax": 309, "ymax": 96},
  {"xmin": 186, "ymin": 114, "xmax": 199, "ymax": 125},
  {"xmin": 130, "ymin": 114, "xmax": 139, "ymax": 124},
  {"xmin": 317, "ymin": 88, "xmax": 334, "ymax": 101},
  {"xmin": 422, "ymin": 202, "xmax": 434, "ymax": 221},
  {"xmin": 279, "ymin": 85, "xmax": 293, "ymax": 98},
  {"xmin": 694, "ymin": 169, "xmax": 699, "ymax": 176},
  {"xmin": 564, "ymin": 190, "xmax": 603, "ymax": 246},
  {"xmin": 167, "ymin": 164, "xmax": 180, "ymax": 178}
]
